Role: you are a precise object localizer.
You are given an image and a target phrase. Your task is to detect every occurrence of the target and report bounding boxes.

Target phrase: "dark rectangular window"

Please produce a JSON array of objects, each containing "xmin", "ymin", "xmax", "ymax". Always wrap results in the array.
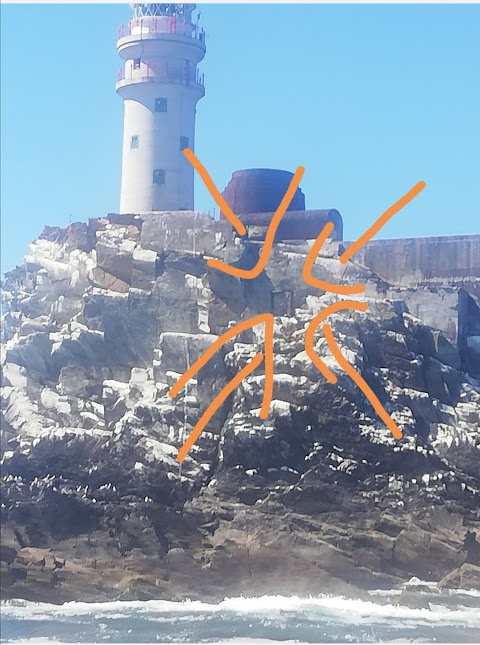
[
  {"xmin": 155, "ymin": 97, "xmax": 167, "ymax": 112},
  {"xmin": 130, "ymin": 135, "xmax": 139, "ymax": 149},
  {"xmin": 133, "ymin": 58, "xmax": 141, "ymax": 69},
  {"xmin": 153, "ymin": 169, "xmax": 166, "ymax": 185},
  {"xmin": 180, "ymin": 136, "xmax": 189, "ymax": 151}
]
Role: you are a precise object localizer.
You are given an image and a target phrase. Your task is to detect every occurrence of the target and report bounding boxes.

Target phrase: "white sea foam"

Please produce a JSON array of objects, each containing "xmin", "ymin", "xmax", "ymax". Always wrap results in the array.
[
  {"xmin": 0, "ymin": 641, "xmax": 303, "ymax": 645},
  {"xmin": 2, "ymin": 593, "xmax": 480, "ymax": 628},
  {"xmin": 5, "ymin": 640, "xmax": 474, "ymax": 645}
]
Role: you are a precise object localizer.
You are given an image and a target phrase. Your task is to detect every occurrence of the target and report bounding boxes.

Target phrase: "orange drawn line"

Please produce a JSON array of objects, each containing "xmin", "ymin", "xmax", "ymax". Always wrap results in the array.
[
  {"xmin": 170, "ymin": 314, "xmax": 275, "ymax": 460},
  {"xmin": 183, "ymin": 148, "xmax": 246, "ymax": 237},
  {"xmin": 340, "ymin": 181, "xmax": 426, "ymax": 264},
  {"xmin": 323, "ymin": 323, "xmax": 402, "ymax": 440},
  {"xmin": 177, "ymin": 353, "xmax": 264, "ymax": 463},
  {"xmin": 207, "ymin": 166, "xmax": 305, "ymax": 279},
  {"xmin": 303, "ymin": 222, "xmax": 366, "ymax": 295},
  {"xmin": 168, "ymin": 313, "xmax": 274, "ymax": 400},
  {"xmin": 304, "ymin": 300, "xmax": 369, "ymax": 384}
]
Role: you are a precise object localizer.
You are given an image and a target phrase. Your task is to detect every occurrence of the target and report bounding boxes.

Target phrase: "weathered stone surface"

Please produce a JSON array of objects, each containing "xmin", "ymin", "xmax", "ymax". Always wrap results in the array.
[
  {"xmin": 439, "ymin": 563, "xmax": 480, "ymax": 590},
  {"xmin": 348, "ymin": 235, "xmax": 480, "ymax": 285},
  {"xmin": 90, "ymin": 267, "xmax": 130, "ymax": 293},
  {"xmin": 0, "ymin": 545, "xmax": 17, "ymax": 565},
  {"xmin": 140, "ymin": 212, "xmax": 237, "ymax": 260},
  {"xmin": 1, "ymin": 212, "xmax": 480, "ymax": 604},
  {"xmin": 131, "ymin": 247, "xmax": 158, "ymax": 290},
  {"xmin": 96, "ymin": 242, "xmax": 134, "ymax": 285}
]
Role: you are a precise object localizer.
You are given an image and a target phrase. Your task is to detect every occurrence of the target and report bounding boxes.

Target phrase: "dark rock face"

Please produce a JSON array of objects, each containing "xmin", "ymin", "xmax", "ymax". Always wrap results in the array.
[{"xmin": 1, "ymin": 213, "xmax": 479, "ymax": 603}]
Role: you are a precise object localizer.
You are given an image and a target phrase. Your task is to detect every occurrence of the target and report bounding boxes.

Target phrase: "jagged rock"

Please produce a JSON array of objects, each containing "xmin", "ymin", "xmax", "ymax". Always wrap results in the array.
[
  {"xmin": 432, "ymin": 331, "xmax": 462, "ymax": 369},
  {"xmin": 131, "ymin": 247, "xmax": 158, "ymax": 290},
  {"xmin": 90, "ymin": 267, "xmax": 130, "ymax": 293},
  {"xmin": 396, "ymin": 590, "xmax": 432, "ymax": 609},
  {"xmin": 439, "ymin": 563, "xmax": 480, "ymax": 590},
  {"xmin": 66, "ymin": 222, "xmax": 95, "ymax": 254},
  {"xmin": 96, "ymin": 241, "xmax": 134, "ymax": 285},
  {"xmin": 140, "ymin": 212, "xmax": 237, "ymax": 260},
  {"xmin": 1, "ymin": 212, "xmax": 480, "ymax": 603},
  {"xmin": 6, "ymin": 333, "xmax": 53, "ymax": 379},
  {"xmin": 0, "ymin": 545, "xmax": 17, "ymax": 564}
]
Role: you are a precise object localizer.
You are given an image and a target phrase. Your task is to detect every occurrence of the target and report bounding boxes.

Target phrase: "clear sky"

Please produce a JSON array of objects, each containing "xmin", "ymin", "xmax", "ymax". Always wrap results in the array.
[{"xmin": 1, "ymin": 3, "xmax": 479, "ymax": 271}]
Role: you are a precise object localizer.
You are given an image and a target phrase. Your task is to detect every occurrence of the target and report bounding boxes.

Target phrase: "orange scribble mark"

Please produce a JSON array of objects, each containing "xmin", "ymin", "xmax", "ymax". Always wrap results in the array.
[
  {"xmin": 305, "ymin": 300, "xmax": 369, "ymax": 383},
  {"xmin": 207, "ymin": 166, "xmax": 304, "ymax": 279},
  {"xmin": 183, "ymin": 148, "xmax": 246, "ymax": 237},
  {"xmin": 169, "ymin": 314, "xmax": 274, "ymax": 463},
  {"xmin": 173, "ymin": 148, "xmax": 425, "ymax": 458},
  {"xmin": 184, "ymin": 148, "xmax": 304, "ymax": 279},
  {"xmin": 304, "ymin": 226, "xmax": 403, "ymax": 439},
  {"xmin": 301, "ymin": 182, "xmax": 426, "ymax": 441},
  {"xmin": 340, "ymin": 181, "xmax": 426, "ymax": 264},
  {"xmin": 303, "ymin": 222, "xmax": 366, "ymax": 295},
  {"xmin": 176, "ymin": 354, "xmax": 263, "ymax": 463},
  {"xmin": 304, "ymin": 300, "xmax": 402, "ymax": 440},
  {"xmin": 323, "ymin": 324, "xmax": 402, "ymax": 440}
]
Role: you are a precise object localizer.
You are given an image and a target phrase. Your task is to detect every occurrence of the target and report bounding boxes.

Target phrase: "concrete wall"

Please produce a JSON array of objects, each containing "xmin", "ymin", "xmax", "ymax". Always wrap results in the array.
[
  {"xmin": 344, "ymin": 235, "xmax": 480, "ymax": 346},
  {"xmin": 344, "ymin": 235, "xmax": 480, "ymax": 287}
]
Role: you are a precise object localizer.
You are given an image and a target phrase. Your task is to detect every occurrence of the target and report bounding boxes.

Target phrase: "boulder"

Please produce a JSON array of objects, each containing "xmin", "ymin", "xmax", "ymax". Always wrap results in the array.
[{"xmin": 439, "ymin": 563, "xmax": 480, "ymax": 590}]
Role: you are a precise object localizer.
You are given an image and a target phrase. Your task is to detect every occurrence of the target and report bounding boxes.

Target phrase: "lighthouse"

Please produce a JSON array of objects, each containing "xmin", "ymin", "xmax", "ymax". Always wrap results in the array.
[{"xmin": 116, "ymin": 3, "xmax": 206, "ymax": 213}]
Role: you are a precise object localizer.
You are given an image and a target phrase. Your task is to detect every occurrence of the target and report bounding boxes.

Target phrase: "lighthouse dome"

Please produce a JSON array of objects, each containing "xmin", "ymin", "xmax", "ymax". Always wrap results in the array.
[{"xmin": 130, "ymin": 3, "xmax": 197, "ymax": 18}]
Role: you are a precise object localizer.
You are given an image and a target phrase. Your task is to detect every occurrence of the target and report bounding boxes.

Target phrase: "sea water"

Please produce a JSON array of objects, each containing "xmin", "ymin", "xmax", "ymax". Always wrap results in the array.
[{"xmin": 2, "ymin": 585, "xmax": 480, "ymax": 643}]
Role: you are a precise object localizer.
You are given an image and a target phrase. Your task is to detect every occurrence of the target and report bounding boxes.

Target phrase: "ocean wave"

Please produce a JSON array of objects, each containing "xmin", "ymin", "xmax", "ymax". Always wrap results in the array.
[
  {"xmin": 0, "ymin": 641, "xmax": 303, "ymax": 645},
  {"xmin": 2, "ymin": 592, "xmax": 480, "ymax": 628}
]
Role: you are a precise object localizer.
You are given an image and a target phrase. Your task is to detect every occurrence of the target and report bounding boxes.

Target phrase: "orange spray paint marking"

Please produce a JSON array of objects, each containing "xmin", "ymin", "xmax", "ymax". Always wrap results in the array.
[
  {"xmin": 170, "ymin": 150, "xmax": 425, "ymax": 459},
  {"xmin": 303, "ymin": 222, "xmax": 366, "ymax": 295},
  {"xmin": 176, "ymin": 353, "xmax": 264, "ymax": 463},
  {"xmin": 207, "ymin": 166, "xmax": 305, "ymax": 279},
  {"xmin": 169, "ymin": 314, "xmax": 275, "ymax": 462},
  {"xmin": 323, "ymin": 324, "xmax": 402, "ymax": 440},
  {"xmin": 340, "ymin": 181, "xmax": 426, "ymax": 264},
  {"xmin": 304, "ymin": 300, "xmax": 369, "ymax": 383},
  {"xmin": 183, "ymin": 148, "xmax": 246, "ymax": 236}
]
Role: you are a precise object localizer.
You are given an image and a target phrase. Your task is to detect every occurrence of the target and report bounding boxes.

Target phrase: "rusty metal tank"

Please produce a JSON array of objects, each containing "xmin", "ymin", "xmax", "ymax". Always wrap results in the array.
[
  {"xmin": 221, "ymin": 169, "xmax": 306, "ymax": 216},
  {"xmin": 220, "ymin": 168, "xmax": 343, "ymax": 241}
]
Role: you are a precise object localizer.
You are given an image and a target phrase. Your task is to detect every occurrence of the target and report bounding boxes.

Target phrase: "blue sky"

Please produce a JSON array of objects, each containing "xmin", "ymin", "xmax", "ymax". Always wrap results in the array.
[{"xmin": 1, "ymin": 3, "xmax": 479, "ymax": 271}]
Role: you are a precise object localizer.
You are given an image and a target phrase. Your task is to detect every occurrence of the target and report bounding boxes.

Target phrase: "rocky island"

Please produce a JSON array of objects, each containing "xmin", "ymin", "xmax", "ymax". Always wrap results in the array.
[{"xmin": 1, "ymin": 210, "xmax": 480, "ymax": 604}]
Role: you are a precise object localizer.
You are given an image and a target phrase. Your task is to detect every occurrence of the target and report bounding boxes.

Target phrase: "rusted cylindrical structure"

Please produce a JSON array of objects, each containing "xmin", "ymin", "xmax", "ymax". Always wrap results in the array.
[{"xmin": 221, "ymin": 169, "xmax": 306, "ymax": 216}]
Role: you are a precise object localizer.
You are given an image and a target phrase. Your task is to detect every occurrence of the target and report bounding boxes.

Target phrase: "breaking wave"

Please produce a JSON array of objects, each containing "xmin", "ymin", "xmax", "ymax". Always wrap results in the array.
[{"xmin": 2, "ymin": 587, "xmax": 480, "ymax": 643}]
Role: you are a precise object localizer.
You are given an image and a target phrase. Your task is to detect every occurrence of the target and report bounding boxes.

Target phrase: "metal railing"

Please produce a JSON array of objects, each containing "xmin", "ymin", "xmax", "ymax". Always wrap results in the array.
[
  {"xmin": 117, "ymin": 17, "xmax": 206, "ymax": 43},
  {"xmin": 117, "ymin": 63, "xmax": 204, "ymax": 87}
]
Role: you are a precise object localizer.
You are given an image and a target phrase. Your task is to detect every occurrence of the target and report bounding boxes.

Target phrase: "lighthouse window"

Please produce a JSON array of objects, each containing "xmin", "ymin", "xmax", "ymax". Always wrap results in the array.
[
  {"xmin": 133, "ymin": 58, "xmax": 141, "ymax": 69},
  {"xmin": 130, "ymin": 135, "xmax": 139, "ymax": 149},
  {"xmin": 153, "ymin": 169, "xmax": 166, "ymax": 185},
  {"xmin": 155, "ymin": 97, "xmax": 168, "ymax": 112},
  {"xmin": 180, "ymin": 136, "xmax": 189, "ymax": 151}
]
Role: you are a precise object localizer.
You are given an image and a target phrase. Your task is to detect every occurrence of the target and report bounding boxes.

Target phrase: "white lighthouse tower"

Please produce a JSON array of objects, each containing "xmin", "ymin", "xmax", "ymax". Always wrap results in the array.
[{"xmin": 116, "ymin": 3, "xmax": 206, "ymax": 213}]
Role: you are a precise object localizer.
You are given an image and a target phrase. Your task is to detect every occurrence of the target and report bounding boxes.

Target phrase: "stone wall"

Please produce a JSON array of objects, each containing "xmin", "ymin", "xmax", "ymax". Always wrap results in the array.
[
  {"xmin": 344, "ymin": 235, "xmax": 480, "ymax": 287},
  {"xmin": 340, "ymin": 234, "xmax": 480, "ymax": 350}
]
